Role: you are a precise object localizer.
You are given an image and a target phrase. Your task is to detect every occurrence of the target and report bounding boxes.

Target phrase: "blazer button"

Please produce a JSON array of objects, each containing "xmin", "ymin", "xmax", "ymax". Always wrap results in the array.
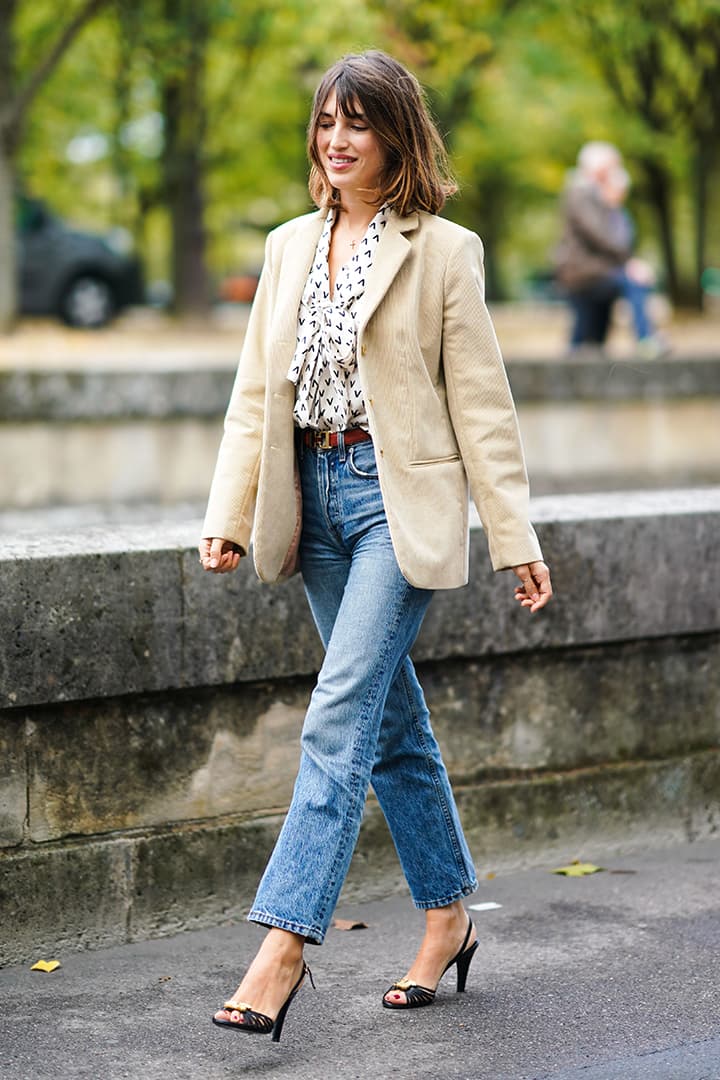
[{"xmin": 361, "ymin": 344, "xmax": 367, "ymax": 355}]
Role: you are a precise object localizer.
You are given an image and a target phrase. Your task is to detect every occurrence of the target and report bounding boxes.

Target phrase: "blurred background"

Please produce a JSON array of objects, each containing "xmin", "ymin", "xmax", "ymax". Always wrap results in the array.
[{"xmin": 1, "ymin": 0, "xmax": 719, "ymax": 525}]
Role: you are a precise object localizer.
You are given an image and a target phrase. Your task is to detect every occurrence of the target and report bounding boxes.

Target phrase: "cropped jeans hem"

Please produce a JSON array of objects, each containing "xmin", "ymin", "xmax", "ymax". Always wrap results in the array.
[
  {"xmin": 413, "ymin": 879, "xmax": 478, "ymax": 911},
  {"xmin": 247, "ymin": 909, "xmax": 324, "ymax": 946}
]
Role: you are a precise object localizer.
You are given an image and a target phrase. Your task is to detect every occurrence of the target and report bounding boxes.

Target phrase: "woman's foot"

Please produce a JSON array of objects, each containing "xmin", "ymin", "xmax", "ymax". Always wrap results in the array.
[
  {"xmin": 383, "ymin": 901, "xmax": 476, "ymax": 1007},
  {"xmin": 214, "ymin": 928, "xmax": 305, "ymax": 1027}
]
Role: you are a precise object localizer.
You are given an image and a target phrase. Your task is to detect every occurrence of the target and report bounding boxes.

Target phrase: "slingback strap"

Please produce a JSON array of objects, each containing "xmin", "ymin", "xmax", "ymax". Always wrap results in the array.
[{"xmin": 441, "ymin": 915, "xmax": 473, "ymax": 976}]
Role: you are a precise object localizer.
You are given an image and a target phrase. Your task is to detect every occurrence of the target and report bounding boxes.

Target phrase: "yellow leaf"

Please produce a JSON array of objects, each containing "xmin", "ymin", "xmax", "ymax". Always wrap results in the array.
[
  {"xmin": 30, "ymin": 959, "xmax": 61, "ymax": 972},
  {"xmin": 333, "ymin": 918, "xmax": 368, "ymax": 931},
  {"xmin": 552, "ymin": 862, "xmax": 604, "ymax": 877}
]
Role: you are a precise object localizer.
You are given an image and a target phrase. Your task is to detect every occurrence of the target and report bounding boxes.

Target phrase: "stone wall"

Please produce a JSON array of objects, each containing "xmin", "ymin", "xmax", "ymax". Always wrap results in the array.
[
  {"xmin": 1, "ymin": 489, "xmax": 719, "ymax": 964},
  {"xmin": 2, "ymin": 358, "xmax": 720, "ymax": 509}
]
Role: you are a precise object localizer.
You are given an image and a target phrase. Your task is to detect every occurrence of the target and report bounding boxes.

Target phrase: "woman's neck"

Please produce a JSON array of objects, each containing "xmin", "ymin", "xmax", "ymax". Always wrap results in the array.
[{"xmin": 337, "ymin": 194, "xmax": 380, "ymax": 232}]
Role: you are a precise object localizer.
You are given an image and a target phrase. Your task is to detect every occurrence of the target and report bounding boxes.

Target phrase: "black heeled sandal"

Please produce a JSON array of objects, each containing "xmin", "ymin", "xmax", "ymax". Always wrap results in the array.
[
  {"xmin": 383, "ymin": 915, "xmax": 478, "ymax": 1010},
  {"xmin": 212, "ymin": 961, "xmax": 314, "ymax": 1042}
]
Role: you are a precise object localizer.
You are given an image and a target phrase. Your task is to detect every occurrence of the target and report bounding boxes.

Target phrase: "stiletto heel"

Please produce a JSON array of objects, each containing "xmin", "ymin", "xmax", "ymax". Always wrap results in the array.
[
  {"xmin": 455, "ymin": 937, "xmax": 479, "ymax": 992},
  {"xmin": 383, "ymin": 915, "xmax": 477, "ymax": 1010},
  {"xmin": 213, "ymin": 961, "xmax": 314, "ymax": 1041}
]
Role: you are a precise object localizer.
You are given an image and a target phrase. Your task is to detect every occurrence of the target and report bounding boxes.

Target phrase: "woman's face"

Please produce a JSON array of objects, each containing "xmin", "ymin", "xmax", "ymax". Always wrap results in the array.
[{"xmin": 315, "ymin": 89, "xmax": 385, "ymax": 200}]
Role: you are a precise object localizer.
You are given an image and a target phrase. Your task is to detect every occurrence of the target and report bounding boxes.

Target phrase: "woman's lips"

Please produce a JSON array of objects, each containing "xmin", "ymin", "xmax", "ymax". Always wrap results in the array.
[{"xmin": 327, "ymin": 156, "xmax": 356, "ymax": 170}]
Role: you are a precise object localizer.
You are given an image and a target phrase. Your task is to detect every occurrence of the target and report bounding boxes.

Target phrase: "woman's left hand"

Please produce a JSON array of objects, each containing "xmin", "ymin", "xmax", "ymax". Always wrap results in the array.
[{"xmin": 511, "ymin": 561, "xmax": 553, "ymax": 613}]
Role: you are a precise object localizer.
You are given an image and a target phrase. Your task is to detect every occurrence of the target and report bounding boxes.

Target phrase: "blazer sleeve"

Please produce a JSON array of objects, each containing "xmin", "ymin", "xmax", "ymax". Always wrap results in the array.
[
  {"xmin": 200, "ymin": 231, "xmax": 275, "ymax": 551},
  {"xmin": 442, "ymin": 231, "xmax": 543, "ymax": 571}
]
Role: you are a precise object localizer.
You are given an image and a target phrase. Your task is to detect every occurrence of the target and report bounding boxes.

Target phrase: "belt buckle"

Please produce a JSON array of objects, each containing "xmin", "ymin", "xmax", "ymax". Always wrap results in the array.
[{"xmin": 315, "ymin": 431, "xmax": 333, "ymax": 450}]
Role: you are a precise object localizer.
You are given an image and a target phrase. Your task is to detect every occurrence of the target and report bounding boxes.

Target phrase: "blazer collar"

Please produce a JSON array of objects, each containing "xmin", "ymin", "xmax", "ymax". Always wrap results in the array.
[
  {"xmin": 274, "ymin": 207, "xmax": 419, "ymax": 341},
  {"xmin": 274, "ymin": 210, "xmax": 325, "ymax": 342},
  {"xmin": 357, "ymin": 210, "xmax": 418, "ymax": 332}
]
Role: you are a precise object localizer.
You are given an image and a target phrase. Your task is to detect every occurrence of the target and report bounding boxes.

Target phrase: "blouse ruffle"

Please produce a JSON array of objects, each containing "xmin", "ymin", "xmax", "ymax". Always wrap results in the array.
[{"xmin": 287, "ymin": 205, "xmax": 389, "ymax": 431}]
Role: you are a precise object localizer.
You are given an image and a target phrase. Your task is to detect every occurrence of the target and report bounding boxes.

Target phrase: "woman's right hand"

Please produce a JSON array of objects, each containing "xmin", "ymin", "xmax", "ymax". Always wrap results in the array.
[{"xmin": 198, "ymin": 537, "xmax": 244, "ymax": 574}]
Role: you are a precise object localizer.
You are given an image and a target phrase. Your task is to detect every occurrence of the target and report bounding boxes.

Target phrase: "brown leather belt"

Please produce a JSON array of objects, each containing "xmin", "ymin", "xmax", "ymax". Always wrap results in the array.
[{"xmin": 301, "ymin": 428, "xmax": 372, "ymax": 450}]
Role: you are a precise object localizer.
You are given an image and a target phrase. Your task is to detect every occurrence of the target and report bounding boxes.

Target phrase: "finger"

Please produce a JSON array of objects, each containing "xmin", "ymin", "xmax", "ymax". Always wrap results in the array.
[
  {"xmin": 528, "ymin": 577, "xmax": 553, "ymax": 611},
  {"xmin": 219, "ymin": 548, "xmax": 242, "ymax": 573},
  {"xmin": 520, "ymin": 574, "xmax": 540, "ymax": 603},
  {"xmin": 219, "ymin": 550, "xmax": 237, "ymax": 572},
  {"xmin": 209, "ymin": 537, "xmax": 224, "ymax": 569}
]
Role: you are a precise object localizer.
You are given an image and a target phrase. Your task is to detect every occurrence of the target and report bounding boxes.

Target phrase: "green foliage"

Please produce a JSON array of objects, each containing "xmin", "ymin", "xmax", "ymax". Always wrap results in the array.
[{"xmin": 12, "ymin": 0, "xmax": 720, "ymax": 300}]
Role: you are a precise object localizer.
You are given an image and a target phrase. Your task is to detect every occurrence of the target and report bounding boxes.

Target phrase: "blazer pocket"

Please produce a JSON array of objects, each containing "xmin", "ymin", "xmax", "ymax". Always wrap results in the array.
[{"xmin": 408, "ymin": 453, "xmax": 461, "ymax": 467}]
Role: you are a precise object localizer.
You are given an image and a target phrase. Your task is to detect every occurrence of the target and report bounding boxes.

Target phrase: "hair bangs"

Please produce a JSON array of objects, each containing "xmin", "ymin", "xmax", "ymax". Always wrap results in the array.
[{"xmin": 307, "ymin": 51, "xmax": 456, "ymax": 217}]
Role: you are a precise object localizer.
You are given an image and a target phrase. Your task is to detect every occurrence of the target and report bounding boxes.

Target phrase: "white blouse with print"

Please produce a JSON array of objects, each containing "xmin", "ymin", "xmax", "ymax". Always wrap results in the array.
[{"xmin": 287, "ymin": 204, "xmax": 389, "ymax": 432}]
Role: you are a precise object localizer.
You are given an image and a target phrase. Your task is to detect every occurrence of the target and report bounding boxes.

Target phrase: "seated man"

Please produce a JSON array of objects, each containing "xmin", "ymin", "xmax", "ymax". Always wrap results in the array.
[{"xmin": 554, "ymin": 142, "xmax": 668, "ymax": 357}]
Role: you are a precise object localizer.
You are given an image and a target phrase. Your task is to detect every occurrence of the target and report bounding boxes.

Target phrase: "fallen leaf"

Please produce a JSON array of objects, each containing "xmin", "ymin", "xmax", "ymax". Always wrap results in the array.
[
  {"xmin": 485, "ymin": 872, "xmax": 496, "ymax": 880},
  {"xmin": 333, "ymin": 918, "xmax": 368, "ymax": 931},
  {"xmin": 468, "ymin": 901, "xmax": 502, "ymax": 912},
  {"xmin": 551, "ymin": 861, "xmax": 604, "ymax": 877},
  {"xmin": 31, "ymin": 959, "xmax": 61, "ymax": 973}
]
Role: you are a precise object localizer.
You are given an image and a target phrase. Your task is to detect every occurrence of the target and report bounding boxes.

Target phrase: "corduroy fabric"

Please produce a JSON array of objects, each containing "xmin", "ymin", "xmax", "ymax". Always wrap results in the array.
[{"xmin": 201, "ymin": 209, "xmax": 543, "ymax": 590}]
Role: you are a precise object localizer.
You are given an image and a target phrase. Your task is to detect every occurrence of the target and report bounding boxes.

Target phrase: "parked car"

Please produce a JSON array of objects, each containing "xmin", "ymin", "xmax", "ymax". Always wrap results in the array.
[{"xmin": 17, "ymin": 197, "xmax": 144, "ymax": 328}]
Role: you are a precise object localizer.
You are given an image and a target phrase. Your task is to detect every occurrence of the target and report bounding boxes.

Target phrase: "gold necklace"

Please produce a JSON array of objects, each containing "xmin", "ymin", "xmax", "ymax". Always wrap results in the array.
[{"xmin": 343, "ymin": 218, "xmax": 372, "ymax": 250}]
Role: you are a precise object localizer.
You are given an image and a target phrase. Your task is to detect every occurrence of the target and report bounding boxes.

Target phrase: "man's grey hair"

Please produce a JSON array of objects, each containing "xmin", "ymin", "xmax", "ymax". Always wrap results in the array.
[{"xmin": 577, "ymin": 141, "xmax": 622, "ymax": 174}]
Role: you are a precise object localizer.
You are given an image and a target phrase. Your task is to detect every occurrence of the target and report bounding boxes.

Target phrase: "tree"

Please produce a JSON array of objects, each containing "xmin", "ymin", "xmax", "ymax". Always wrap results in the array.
[
  {"xmin": 561, "ymin": 0, "xmax": 720, "ymax": 306},
  {"xmin": 0, "ymin": 0, "xmax": 110, "ymax": 331}
]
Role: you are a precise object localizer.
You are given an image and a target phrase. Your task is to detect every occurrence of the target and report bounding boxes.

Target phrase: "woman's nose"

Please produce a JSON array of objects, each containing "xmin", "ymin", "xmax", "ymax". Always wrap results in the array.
[{"xmin": 329, "ymin": 126, "xmax": 348, "ymax": 150}]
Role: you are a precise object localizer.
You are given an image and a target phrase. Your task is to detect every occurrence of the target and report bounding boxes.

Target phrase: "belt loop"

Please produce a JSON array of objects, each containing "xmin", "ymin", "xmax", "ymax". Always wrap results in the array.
[{"xmin": 337, "ymin": 429, "xmax": 346, "ymax": 462}]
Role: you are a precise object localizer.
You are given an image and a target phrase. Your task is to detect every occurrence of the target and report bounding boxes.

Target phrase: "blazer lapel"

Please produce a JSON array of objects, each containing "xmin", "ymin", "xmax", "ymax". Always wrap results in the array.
[
  {"xmin": 272, "ymin": 210, "xmax": 325, "ymax": 343},
  {"xmin": 356, "ymin": 211, "xmax": 419, "ymax": 332}
]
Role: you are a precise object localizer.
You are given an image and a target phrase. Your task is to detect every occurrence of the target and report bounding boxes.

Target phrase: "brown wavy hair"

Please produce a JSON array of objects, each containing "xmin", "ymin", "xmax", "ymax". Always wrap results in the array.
[{"xmin": 307, "ymin": 51, "xmax": 456, "ymax": 216}]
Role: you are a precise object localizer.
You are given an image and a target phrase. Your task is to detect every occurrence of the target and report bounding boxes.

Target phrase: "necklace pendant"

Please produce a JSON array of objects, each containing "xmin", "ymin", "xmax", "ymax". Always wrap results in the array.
[{"xmin": 350, "ymin": 239, "xmax": 357, "ymax": 250}]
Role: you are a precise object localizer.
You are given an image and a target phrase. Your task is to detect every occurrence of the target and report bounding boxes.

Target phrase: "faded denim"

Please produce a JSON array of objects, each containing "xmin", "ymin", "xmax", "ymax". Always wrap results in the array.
[{"xmin": 248, "ymin": 435, "xmax": 477, "ymax": 944}]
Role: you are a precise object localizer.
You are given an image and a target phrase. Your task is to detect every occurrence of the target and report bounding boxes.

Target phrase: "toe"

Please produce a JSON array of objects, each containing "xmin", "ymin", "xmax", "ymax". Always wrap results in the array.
[
  {"xmin": 385, "ymin": 989, "xmax": 407, "ymax": 1006},
  {"xmin": 215, "ymin": 1007, "xmax": 244, "ymax": 1024}
]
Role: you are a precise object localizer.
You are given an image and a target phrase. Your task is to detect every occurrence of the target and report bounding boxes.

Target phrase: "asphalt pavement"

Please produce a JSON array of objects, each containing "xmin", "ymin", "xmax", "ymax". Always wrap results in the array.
[{"xmin": 1, "ymin": 837, "xmax": 719, "ymax": 1080}]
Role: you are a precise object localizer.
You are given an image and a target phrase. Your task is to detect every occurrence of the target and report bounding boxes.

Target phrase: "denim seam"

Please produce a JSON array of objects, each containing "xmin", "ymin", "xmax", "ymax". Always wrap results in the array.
[
  {"xmin": 247, "ymin": 908, "xmax": 325, "ymax": 945},
  {"xmin": 399, "ymin": 663, "xmax": 475, "ymax": 892},
  {"xmin": 311, "ymin": 577, "xmax": 410, "ymax": 931},
  {"xmin": 413, "ymin": 881, "xmax": 478, "ymax": 910}
]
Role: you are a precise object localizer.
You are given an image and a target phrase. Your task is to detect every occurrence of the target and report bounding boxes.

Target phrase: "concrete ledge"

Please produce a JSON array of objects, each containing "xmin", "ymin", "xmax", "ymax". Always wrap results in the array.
[
  {"xmin": 2, "ymin": 358, "xmax": 720, "ymax": 421},
  {"xmin": 1, "ymin": 488, "xmax": 719, "ymax": 711},
  {"xmin": 3, "ymin": 360, "xmax": 720, "ymax": 509}
]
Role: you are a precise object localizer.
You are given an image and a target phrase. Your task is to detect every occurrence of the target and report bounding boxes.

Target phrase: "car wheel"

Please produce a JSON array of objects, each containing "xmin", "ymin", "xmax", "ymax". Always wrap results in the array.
[{"xmin": 60, "ymin": 275, "xmax": 116, "ymax": 328}]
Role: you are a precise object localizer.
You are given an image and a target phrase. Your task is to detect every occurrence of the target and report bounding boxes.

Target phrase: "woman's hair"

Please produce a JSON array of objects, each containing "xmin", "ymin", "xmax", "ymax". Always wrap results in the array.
[{"xmin": 307, "ymin": 51, "xmax": 456, "ymax": 216}]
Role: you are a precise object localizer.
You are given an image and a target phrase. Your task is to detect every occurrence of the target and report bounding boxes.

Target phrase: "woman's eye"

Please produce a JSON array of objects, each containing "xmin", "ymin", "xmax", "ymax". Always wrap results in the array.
[{"xmin": 351, "ymin": 125, "xmax": 368, "ymax": 131}]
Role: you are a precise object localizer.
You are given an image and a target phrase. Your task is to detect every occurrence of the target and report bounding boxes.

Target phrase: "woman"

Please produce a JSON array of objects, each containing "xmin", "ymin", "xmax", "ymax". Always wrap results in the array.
[{"xmin": 200, "ymin": 50, "xmax": 552, "ymax": 1042}]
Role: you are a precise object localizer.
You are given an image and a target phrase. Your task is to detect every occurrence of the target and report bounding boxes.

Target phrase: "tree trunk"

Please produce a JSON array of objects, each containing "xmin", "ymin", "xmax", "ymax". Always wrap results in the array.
[
  {"xmin": 161, "ymin": 2, "xmax": 211, "ymax": 319},
  {"xmin": 640, "ymin": 157, "xmax": 680, "ymax": 306},
  {"xmin": 0, "ymin": 141, "xmax": 17, "ymax": 333},
  {"xmin": 0, "ymin": 0, "xmax": 17, "ymax": 333},
  {"xmin": 692, "ymin": 142, "xmax": 711, "ymax": 311},
  {"xmin": 0, "ymin": 0, "xmax": 109, "ymax": 331}
]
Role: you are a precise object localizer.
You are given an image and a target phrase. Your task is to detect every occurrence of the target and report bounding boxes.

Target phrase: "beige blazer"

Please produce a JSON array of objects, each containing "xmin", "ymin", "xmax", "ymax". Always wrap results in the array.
[{"xmin": 202, "ymin": 208, "xmax": 543, "ymax": 590}]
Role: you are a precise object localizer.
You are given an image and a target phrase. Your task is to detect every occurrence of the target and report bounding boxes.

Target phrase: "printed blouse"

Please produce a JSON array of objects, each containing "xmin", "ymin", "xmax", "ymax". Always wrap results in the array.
[{"xmin": 287, "ymin": 204, "xmax": 389, "ymax": 431}]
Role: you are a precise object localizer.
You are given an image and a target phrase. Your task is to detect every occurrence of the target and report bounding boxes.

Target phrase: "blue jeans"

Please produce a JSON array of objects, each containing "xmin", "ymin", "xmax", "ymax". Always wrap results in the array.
[
  {"xmin": 611, "ymin": 269, "xmax": 652, "ymax": 340},
  {"xmin": 248, "ymin": 435, "xmax": 478, "ymax": 944},
  {"xmin": 569, "ymin": 271, "xmax": 653, "ymax": 346}
]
